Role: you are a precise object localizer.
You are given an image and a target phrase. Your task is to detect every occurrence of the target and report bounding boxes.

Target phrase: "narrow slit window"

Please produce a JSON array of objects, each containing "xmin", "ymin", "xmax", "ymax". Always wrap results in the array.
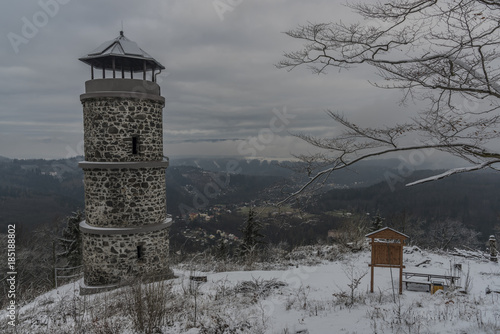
[
  {"xmin": 137, "ymin": 245, "xmax": 143, "ymax": 259},
  {"xmin": 132, "ymin": 136, "xmax": 139, "ymax": 155}
]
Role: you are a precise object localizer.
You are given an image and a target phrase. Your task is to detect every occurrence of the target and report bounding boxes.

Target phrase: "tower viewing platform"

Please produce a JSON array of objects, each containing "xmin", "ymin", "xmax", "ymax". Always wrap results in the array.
[{"xmin": 79, "ymin": 30, "xmax": 164, "ymax": 81}]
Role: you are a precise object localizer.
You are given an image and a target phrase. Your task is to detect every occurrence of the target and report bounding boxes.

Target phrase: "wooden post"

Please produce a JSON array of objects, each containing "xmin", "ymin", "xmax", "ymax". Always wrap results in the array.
[
  {"xmin": 143, "ymin": 60, "xmax": 146, "ymax": 80},
  {"xmin": 112, "ymin": 57, "xmax": 116, "ymax": 78},
  {"xmin": 370, "ymin": 265, "xmax": 374, "ymax": 293},
  {"xmin": 399, "ymin": 242, "xmax": 403, "ymax": 294},
  {"xmin": 399, "ymin": 266, "xmax": 403, "ymax": 294},
  {"xmin": 91, "ymin": 65, "xmax": 94, "ymax": 80},
  {"xmin": 370, "ymin": 238, "xmax": 374, "ymax": 293},
  {"xmin": 490, "ymin": 235, "xmax": 498, "ymax": 262},
  {"xmin": 52, "ymin": 241, "xmax": 56, "ymax": 288}
]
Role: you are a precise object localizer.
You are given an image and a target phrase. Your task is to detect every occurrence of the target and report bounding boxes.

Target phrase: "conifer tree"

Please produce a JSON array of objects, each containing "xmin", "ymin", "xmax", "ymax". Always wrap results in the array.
[
  {"xmin": 58, "ymin": 210, "xmax": 84, "ymax": 267},
  {"xmin": 239, "ymin": 207, "xmax": 265, "ymax": 256},
  {"xmin": 370, "ymin": 214, "xmax": 384, "ymax": 233}
]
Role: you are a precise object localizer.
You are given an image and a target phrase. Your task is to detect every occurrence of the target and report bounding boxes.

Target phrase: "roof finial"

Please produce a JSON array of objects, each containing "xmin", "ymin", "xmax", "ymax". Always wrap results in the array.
[{"xmin": 120, "ymin": 20, "xmax": 124, "ymax": 36}]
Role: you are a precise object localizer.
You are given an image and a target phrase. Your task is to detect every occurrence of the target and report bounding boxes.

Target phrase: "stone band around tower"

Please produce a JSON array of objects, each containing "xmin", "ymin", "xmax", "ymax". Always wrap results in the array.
[{"xmin": 81, "ymin": 167, "xmax": 167, "ymax": 227}]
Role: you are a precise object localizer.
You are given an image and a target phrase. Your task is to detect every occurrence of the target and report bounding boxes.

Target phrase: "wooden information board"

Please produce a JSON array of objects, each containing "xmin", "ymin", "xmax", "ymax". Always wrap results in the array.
[{"xmin": 366, "ymin": 227, "xmax": 408, "ymax": 294}]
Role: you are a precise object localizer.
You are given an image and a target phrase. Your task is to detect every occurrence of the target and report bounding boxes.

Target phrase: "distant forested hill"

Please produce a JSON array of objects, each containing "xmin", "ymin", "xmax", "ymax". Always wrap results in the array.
[
  {"xmin": 1, "ymin": 156, "xmax": 499, "ymax": 239},
  {"xmin": 0, "ymin": 156, "xmax": 402, "ymax": 232},
  {"xmin": 0, "ymin": 157, "xmax": 287, "ymax": 232},
  {"xmin": 309, "ymin": 170, "xmax": 500, "ymax": 238},
  {"xmin": 0, "ymin": 158, "xmax": 84, "ymax": 232}
]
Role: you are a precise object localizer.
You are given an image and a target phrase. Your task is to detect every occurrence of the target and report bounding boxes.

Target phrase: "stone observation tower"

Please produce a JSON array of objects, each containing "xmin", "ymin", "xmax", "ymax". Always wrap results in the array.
[{"xmin": 78, "ymin": 31, "xmax": 172, "ymax": 293}]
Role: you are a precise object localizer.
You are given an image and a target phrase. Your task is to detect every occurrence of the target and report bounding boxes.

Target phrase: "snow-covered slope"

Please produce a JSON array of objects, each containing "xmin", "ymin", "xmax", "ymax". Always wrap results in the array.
[{"xmin": 2, "ymin": 247, "xmax": 499, "ymax": 333}]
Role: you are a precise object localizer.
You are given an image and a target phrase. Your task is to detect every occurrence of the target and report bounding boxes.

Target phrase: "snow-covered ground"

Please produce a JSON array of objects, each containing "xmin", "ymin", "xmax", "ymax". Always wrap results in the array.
[{"xmin": 2, "ymin": 246, "xmax": 500, "ymax": 333}]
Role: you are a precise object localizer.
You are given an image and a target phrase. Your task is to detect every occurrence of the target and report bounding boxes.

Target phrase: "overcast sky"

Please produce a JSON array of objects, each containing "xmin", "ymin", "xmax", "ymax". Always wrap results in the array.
[{"xmin": 1, "ymin": 0, "xmax": 424, "ymax": 162}]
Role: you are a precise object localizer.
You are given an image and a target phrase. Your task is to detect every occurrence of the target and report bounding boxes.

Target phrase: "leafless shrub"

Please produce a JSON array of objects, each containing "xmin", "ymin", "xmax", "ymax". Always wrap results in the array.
[
  {"xmin": 335, "ymin": 218, "xmax": 370, "ymax": 252},
  {"xmin": 463, "ymin": 264, "xmax": 473, "ymax": 294},
  {"xmin": 199, "ymin": 313, "xmax": 253, "ymax": 334},
  {"xmin": 124, "ymin": 280, "xmax": 173, "ymax": 334},
  {"xmin": 285, "ymin": 283, "xmax": 311, "ymax": 311},
  {"xmin": 366, "ymin": 287, "xmax": 394, "ymax": 307},
  {"xmin": 419, "ymin": 219, "xmax": 480, "ymax": 251},
  {"xmin": 235, "ymin": 277, "xmax": 287, "ymax": 302},
  {"xmin": 88, "ymin": 316, "xmax": 124, "ymax": 334},
  {"xmin": 212, "ymin": 276, "xmax": 235, "ymax": 301},
  {"xmin": 389, "ymin": 298, "xmax": 425, "ymax": 334},
  {"xmin": 198, "ymin": 302, "xmax": 269, "ymax": 334},
  {"xmin": 341, "ymin": 260, "xmax": 368, "ymax": 308}
]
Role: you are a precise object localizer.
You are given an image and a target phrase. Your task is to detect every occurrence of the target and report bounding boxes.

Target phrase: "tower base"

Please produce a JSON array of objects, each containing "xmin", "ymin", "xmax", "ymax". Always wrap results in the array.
[
  {"xmin": 79, "ymin": 268, "xmax": 175, "ymax": 296},
  {"xmin": 79, "ymin": 278, "xmax": 119, "ymax": 296}
]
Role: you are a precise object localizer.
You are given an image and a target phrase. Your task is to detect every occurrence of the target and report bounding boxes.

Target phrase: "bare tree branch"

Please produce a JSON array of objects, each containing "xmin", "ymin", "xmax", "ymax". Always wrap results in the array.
[
  {"xmin": 406, "ymin": 160, "xmax": 500, "ymax": 186},
  {"xmin": 277, "ymin": 0, "xmax": 500, "ymax": 203},
  {"xmin": 277, "ymin": 142, "xmax": 486, "ymax": 205}
]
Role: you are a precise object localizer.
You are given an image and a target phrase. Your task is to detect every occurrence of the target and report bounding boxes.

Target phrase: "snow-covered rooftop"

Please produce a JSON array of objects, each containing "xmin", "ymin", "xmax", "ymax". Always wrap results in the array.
[{"xmin": 79, "ymin": 31, "xmax": 165, "ymax": 72}]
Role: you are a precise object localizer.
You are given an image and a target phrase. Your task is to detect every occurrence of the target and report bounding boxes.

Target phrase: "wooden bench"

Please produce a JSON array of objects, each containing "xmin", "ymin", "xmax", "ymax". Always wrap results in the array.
[{"xmin": 402, "ymin": 272, "xmax": 461, "ymax": 292}]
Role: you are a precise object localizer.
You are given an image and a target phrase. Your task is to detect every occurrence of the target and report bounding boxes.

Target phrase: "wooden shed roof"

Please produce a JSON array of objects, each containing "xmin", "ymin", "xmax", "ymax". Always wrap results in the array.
[{"xmin": 365, "ymin": 227, "xmax": 409, "ymax": 240}]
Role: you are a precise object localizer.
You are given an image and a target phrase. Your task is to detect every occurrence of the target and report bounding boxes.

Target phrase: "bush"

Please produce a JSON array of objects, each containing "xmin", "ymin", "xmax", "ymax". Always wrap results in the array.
[{"xmin": 124, "ymin": 280, "xmax": 173, "ymax": 334}]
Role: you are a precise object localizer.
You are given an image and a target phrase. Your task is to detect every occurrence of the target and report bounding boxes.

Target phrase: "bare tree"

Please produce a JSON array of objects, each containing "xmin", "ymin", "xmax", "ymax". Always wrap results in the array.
[
  {"xmin": 423, "ymin": 219, "xmax": 480, "ymax": 250},
  {"xmin": 277, "ymin": 0, "xmax": 500, "ymax": 201}
]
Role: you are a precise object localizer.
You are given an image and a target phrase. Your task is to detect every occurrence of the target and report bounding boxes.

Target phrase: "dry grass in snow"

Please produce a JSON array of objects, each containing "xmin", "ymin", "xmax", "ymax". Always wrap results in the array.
[{"xmin": 1, "ymin": 245, "xmax": 499, "ymax": 333}]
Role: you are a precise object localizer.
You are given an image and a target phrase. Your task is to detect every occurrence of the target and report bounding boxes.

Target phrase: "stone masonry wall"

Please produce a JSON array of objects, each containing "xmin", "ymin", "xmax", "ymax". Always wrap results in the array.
[
  {"xmin": 82, "ymin": 227, "xmax": 171, "ymax": 286},
  {"xmin": 82, "ymin": 97, "xmax": 164, "ymax": 162},
  {"xmin": 80, "ymin": 83, "xmax": 171, "ymax": 289},
  {"xmin": 83, "ymin": 167, "xmax": 166, "ymax": 227}
]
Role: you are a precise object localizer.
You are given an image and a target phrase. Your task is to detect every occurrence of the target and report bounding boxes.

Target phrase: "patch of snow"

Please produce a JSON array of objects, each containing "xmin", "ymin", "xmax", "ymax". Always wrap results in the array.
[{"xmin": 2, "ymin": 248, "xmax": 500, "ymax": 333}]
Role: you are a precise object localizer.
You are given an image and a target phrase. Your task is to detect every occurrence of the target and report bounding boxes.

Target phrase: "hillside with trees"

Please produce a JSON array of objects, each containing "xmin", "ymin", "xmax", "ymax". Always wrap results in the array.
[
  {"xmin": 1, "ymin": 157, "xmax": 499, "ymax": 241},
  {"xmin": 308, "ymin": 170, "xmax": 500, "ymax": 240}
]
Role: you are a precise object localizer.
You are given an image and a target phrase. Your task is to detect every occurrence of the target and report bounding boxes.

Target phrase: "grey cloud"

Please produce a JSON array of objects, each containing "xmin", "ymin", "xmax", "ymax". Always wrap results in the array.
[{"xmin": 0, "ymin": 0, "xmax": 410, "ymax": 160}]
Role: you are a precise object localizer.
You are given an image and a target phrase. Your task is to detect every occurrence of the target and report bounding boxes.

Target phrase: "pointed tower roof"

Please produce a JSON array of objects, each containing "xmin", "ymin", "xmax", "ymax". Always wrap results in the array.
[{"xmin": 79, "ymin": 31, "xmax": 165, "ymax": 72}]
